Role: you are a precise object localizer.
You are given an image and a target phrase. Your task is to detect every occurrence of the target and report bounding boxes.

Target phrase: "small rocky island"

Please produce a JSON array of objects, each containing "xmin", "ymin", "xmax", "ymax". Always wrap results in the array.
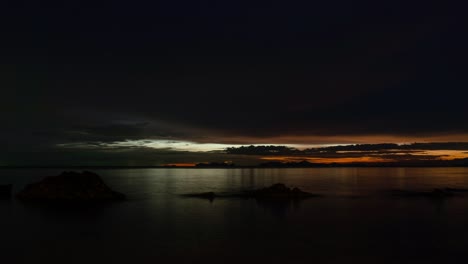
[
  {"xmin": 242, "ymin": 183, "xmax": 318, "ymax": 199},
  {"xmin": 16, "ymin": 171, "xmax": 125, "ymax": 202},
  {"xmin": 183, "ymin": 183, "xmax": 319, "ymax": 201}
]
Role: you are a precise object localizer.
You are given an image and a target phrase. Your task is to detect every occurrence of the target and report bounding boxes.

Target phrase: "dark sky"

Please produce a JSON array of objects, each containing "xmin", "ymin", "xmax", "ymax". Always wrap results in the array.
[{"xmin": 2, "ymin": 0, "xmax": 468, "ymax": 165}]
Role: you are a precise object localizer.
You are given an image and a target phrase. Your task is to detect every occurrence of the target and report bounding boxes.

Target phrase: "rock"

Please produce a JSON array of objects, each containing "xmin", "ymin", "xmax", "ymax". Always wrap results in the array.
[
  {"xmin": 242, "ymin": 183, "xmax": 318, "ymax": 199},
  {"xmin": 16, "ymin": 171, "xmax": 125, "ymax": 202},
  {"xmin": 0, "ymin": 184, "xmax": 12, "ymax": 199},
  {"xmin": 182, "ymin": 183, "xmax": 320, "ymax": 202}
]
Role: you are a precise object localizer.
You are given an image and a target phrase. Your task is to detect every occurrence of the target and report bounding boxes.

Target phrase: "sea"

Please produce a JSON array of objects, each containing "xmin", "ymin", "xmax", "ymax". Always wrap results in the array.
[{"xmin": 2, "ymin": 167, "xmax": 468, "ymax": 264}]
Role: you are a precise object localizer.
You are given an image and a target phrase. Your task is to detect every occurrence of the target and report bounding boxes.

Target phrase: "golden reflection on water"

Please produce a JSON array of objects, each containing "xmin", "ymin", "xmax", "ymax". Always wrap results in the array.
[{"xmin": 260, "ymin": 150, "xmax": 468, "ymax": 164}]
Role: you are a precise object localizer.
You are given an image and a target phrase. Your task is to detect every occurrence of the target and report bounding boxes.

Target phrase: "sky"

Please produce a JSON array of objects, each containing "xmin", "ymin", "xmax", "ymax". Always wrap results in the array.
[{"xmin": 1, "ymin": 0, "xmax": 468, "ymax": 166}]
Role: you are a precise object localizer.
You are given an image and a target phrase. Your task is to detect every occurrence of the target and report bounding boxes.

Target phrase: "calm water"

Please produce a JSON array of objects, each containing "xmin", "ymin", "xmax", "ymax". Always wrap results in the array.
[{"xmin": 2, "ymin": 167, "xmax": 468, "ymax": 263}]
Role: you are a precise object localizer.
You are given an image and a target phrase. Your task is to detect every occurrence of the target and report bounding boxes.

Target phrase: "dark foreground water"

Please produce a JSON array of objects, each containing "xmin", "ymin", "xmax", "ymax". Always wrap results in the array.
[{"xmin": 2, "ymin": 167, "xmax": 468, "ymax": 264}]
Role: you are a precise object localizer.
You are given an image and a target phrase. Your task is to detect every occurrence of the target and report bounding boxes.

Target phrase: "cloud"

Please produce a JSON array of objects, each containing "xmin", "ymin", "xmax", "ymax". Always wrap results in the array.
[
  {"xmin": 1, "ymin": 0, "xmax": 467, "ymax": 166},
  {"xmin": 1, "ymin": 145, "xmax": 262, "ymax": 167},
  {"xmin": 225, "ymin": 143, "xmax": 468, "ymax": 155},
  {"xmin": 224, "ymin": 143, "xmax": 468, "ymax": 164}
]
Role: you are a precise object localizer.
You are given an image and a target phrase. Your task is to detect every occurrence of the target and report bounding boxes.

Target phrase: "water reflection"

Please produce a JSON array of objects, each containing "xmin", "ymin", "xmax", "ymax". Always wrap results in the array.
[
  {"xmin": 2, "ymin": 168, "xmax": 468, "ymax": 263},
  {"xmin": 254, "ymin": 198, "xmax": 304, "ymax": 218}
]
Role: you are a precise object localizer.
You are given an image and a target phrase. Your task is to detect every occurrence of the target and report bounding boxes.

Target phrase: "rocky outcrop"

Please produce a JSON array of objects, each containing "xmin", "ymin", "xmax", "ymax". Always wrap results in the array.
[
  {"xmin": 242, "ymin": 183, "xmax": 318, "ymax": 199},
  {"xmin": 0, "ymin": 184, "xmax": 12, "ymax": 199},
  {"xmin": 182, "ymin": 183, "xmax": 319, "ymax": 201},
  {"xmin": 16, "ymin": 171, "xmax": 125, "ymax": 202}
]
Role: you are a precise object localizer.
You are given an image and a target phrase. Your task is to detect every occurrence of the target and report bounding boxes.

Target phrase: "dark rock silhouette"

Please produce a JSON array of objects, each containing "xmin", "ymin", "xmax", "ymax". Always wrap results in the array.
[
  {"xmin": 0, "ymin": 184, "xmax": 12, "ymax": 199},
  {"xmin": 16, "ymin": 171, "xmax": 125, "ymax": 202},
  {"xmin": 241, "ymin": 183, "xmax": 318, "ymax": 199},
  {"xmin": 195, "ymin": 162, "xmax": 235, "ymax": 168},
  {"xmin": 182, "ymin": 183, "xmax": 319, "ymax": 201}
]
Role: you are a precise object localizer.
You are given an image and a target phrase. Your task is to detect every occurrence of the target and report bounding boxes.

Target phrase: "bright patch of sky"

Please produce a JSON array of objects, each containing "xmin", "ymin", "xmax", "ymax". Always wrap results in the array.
[{"xmin": 56, "ymin": 139, "xmax": 326, "ymax": 152}]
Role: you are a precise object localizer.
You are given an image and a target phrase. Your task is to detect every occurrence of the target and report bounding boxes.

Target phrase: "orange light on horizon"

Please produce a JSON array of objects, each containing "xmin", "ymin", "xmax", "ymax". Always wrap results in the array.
[
  {"xmin": 420, "ymin": 150, "xmax": 468, "ymax": 160},
  {"xmin": 164, "ymin": 163, "xmax": 197, "ymax": 167},
  {"xmin": 260, "ymin": 156, "xmax": 393, "ymax": 164},
  {"xmin": 259, "ymin": 149, "xmax": 468, "ymax": 164}
]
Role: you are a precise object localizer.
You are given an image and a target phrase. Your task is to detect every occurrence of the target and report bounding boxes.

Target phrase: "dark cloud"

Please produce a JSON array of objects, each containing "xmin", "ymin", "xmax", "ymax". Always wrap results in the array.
[
  {"xmin": 1, "ymin": 146, "xmax": 261, "ymax": 166},
  {"xmin": 2, "ymin": 0, "xmax": 468, "ymax": 165},
  {"xmin": 224, "ymin": 143, "xmax": 468, "ymax": 165},
  {"xmin": 226, "ymin": 143, "xmax": 468, "ymax": 156}
]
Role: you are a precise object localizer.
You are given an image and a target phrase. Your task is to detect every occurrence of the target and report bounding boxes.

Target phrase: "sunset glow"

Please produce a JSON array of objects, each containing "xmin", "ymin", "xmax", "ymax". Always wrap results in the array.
[
  {"xmin": 4, "ymin": 1, "xmax": 468, "ymax": 263},
  {"xmin": 163, "ymin": 163, "xmax": 197, "ymax": 167},
  {"xmin": 260, "ymin": 156, "xmax": 393, "ymax": 164}
]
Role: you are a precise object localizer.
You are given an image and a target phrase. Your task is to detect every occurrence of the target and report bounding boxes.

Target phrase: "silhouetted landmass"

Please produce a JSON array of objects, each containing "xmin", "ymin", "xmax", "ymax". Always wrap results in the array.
[
  {"xmin": 182, "ymin": 183, "xmax": 320, "ymax": 201},
  {"xmin": 0, "ymin": 184, "xmax": 12, "ymax": 199},
  {"xmin": 16, "ymin": 171, "xmax": 125, "ymax": 202},
  {"xmin": 195, "ymin": 162, "xmax": 236, "ymax": 168},
  {"xmin": 241, "ymin": 183, "xmax": 320, "ymax": 199}
]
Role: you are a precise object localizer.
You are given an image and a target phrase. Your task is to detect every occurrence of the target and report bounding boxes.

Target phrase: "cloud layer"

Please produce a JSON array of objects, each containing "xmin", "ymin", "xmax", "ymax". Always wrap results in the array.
[{"xmin": 1, "ymin": 0, "xmax": 468, "ymax": 165}]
